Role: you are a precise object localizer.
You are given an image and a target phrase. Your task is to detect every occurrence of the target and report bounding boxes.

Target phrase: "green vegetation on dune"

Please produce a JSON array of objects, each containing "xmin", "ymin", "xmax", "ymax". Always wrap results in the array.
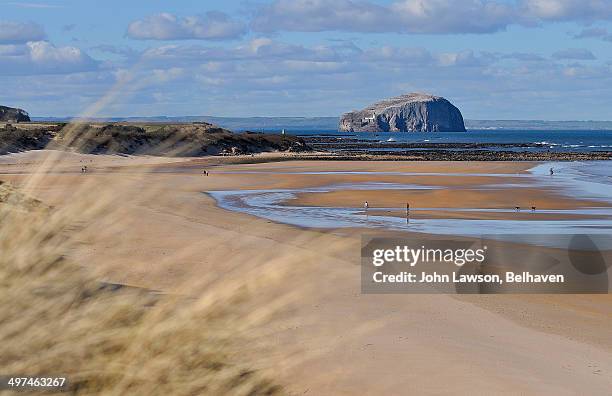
[
  {"xmin": 0, "ymin": 122, "xmax": 310, "ymax": 156},
  {"xmin": 0, "ymin": 124, "xmax": 57, "ymax": 154}
]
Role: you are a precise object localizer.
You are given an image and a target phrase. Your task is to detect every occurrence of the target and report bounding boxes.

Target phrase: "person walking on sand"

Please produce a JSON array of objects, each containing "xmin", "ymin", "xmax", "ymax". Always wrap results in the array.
[
  {"xmin": 364, "ymin": 201, "xmax": 369, "ymax": 213},
  {"xmin": 549, "ymin": 167, "xmax": 554, "ymax": 176}
]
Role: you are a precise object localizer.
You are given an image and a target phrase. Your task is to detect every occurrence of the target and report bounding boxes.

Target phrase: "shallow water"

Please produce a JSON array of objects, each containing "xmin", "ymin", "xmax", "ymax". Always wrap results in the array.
[
  {"xmin": 531, "ymin": 161, "xmax": 612, "ymax": 204},
  {"xmin": 214, "ymin": 170, "xmax": 532, "ymax": 178},
  {"xmin": 208, "ymin": 161, "xmax": 612, "ymax": 244}
]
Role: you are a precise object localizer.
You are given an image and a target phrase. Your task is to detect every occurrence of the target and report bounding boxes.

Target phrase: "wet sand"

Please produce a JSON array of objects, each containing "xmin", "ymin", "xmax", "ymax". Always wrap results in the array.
[
  {"xmin": 2, "ymin": 151, "xmax": 612, "ymax": 395},
  {"xmin": 291, "ymin": 186, "xmax": 608, "ymax": 211}
]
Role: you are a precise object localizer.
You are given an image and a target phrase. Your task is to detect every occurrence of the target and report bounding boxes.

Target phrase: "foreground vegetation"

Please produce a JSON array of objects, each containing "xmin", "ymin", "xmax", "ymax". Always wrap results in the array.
[
  {"xmin": 0, "ymin": 124, "xmax": 57, "ymax": 154},
  {"xmin": 0, "ymin": 178, "xmax": 285, "ymax": 395}
]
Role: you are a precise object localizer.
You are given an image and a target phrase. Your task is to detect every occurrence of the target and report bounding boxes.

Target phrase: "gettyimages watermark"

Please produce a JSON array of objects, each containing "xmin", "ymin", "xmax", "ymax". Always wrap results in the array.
[{"xmin": 361, "ymin": 234, "xmax": 612, "ymax": 294}]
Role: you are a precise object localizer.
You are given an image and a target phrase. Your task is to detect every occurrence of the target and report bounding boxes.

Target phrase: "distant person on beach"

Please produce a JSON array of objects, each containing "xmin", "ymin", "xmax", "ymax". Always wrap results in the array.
[
  {"xmin": 549, "ymin": 167, "xmax": 554, "ymax": 176},
  {"xmin": 203, "ymin": 169, "xmax": 209, "ymax": 176},
  {"xmin": 364, "ymin": 201, "xmax": 369, "ymax": 211}
]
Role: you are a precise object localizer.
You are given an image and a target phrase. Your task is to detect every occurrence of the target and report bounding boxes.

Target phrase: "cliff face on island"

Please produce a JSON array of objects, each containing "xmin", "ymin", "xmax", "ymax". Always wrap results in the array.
[
  {"xmin": 339, "ymin": 93, "xmax": 466, "ymax": 132},
  {"xmin": 0, "ymin": 106, "xmax": 31, "ymax": 123}
]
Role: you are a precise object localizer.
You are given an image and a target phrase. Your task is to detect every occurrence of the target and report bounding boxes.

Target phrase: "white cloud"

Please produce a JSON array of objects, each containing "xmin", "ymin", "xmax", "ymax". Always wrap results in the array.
[
  {"xmin": 0, "ymin": 21, "xmax": 45, "ymax": 44},
  {"xmin": 127, "ymin": 12, "xmax": 246, "ymax": 41},
  {"xmin": 390, "ymin": 0, "xmax": 519, "ymax": 33},
  {"xmin": 139, "ymin": 38, "xmax": 349, "ymax": 68},
  {"xmin": 520, "ymin": 0, "xmax": 612, "ymax": 21},
  {"xmin": 436, "ymin": 50, "xmax": 484, "ymax": 67},
  {"xmin": 0, "ymin": 41, "xmax": 98, "ymax": 75},
  {"xmin": 251, "ymin": 0, "xmax": 392, "ymax": 33},
  {"xmin": 136, "ymin": 39, "xmax": 497, "ymax": 88},
  {"xmin": 136, "ymin": 39, "xmax": 513, "ymax": 76}
]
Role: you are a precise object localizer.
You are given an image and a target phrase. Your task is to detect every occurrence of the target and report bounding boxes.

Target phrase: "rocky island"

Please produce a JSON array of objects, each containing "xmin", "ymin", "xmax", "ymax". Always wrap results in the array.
[
  {"xmin": 339, "ymin": 93, "xmax": 466, "ymax": 132},
  {"xmin": 0, "ymin": 105, "xmax": 31, "ymax": 123}
]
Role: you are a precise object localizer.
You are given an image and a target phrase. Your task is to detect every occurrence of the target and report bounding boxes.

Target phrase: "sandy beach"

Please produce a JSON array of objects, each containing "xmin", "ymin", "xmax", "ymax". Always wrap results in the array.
[{"xmin": 2, "ymin": 150, "xmax": 611, "ymax": 395}]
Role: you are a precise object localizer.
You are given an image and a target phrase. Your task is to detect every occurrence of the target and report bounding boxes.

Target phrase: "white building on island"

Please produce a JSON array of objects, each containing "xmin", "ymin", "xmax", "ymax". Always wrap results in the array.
[{"xmin": 362, "ymin": 113, "xmax": 376, "ymax": 123}]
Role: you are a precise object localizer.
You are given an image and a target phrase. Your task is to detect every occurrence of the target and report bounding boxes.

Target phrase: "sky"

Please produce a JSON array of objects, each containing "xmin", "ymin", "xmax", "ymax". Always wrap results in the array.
[{"xmin": 1, "ymin": 0, "xmax": 612, "ymax": 120}]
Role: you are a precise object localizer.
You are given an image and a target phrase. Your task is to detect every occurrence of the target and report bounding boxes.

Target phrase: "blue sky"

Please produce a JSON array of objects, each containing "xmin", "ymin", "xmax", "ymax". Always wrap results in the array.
[{"xmin": 1, "ymin": 0, "xmax": 612, "ymax": 119}]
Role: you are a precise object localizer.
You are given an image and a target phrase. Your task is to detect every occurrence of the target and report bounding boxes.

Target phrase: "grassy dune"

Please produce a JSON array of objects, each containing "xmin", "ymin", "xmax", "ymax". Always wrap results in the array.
[{"xmin": 0, "ymin": 122, "xmax": 309, "ymax": 156}]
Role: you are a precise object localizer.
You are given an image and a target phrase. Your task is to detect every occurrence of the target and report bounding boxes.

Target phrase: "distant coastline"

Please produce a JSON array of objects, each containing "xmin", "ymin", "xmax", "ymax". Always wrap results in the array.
[{"xmin": 30, "ymin": 116, "xmax": 612, "ymax": 131}]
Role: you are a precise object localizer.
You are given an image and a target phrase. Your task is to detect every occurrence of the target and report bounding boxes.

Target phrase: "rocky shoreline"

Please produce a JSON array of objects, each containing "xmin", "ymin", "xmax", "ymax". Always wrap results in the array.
[
  {"xmin": 301, "ymin": 136, "xmax": 612, "ymax": 161},
  {"xmin": 286, "ymin": 152, "xmax": 612, "ymax": 161}
]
